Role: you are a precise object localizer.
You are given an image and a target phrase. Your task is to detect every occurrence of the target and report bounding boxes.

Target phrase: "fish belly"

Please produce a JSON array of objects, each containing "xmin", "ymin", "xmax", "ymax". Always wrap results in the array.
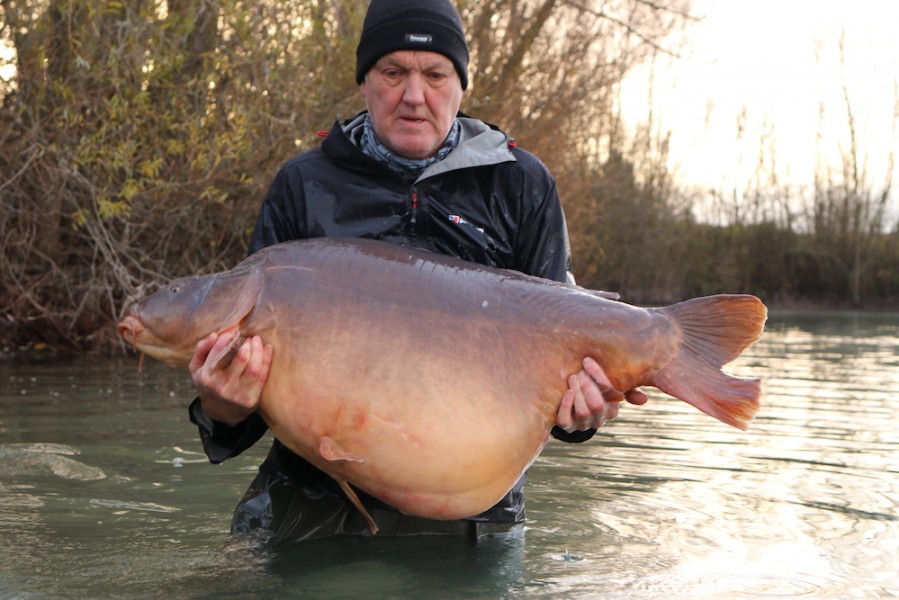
[{"xmin": 249, "ymin": 240, "xmax": 603, "ymax": 518}]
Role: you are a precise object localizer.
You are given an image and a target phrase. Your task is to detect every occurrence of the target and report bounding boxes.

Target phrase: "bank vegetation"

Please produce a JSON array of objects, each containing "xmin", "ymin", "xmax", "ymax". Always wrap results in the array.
[{"xmin": 1, "ymin": 0, "xmax": 896, "ymax": 352}]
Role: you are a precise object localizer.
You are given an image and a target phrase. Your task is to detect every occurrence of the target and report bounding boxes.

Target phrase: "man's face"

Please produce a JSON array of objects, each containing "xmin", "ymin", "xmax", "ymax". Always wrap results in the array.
[{"xmin": 361, "ymin": 50, "xmax": 464, "ymax": 160}]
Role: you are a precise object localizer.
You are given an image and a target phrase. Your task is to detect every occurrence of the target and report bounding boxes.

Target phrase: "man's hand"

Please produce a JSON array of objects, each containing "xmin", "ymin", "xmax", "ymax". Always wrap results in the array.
[
  {"xmin": 189, "ymin": 330, "xmax": 274, "ymax": 427},
  {"xmin": 556, "ymin": 357, "xmax": 648, "ymax": 432}
]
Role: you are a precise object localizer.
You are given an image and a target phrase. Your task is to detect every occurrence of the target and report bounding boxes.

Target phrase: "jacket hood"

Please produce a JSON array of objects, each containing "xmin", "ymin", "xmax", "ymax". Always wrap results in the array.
[{"xmin": 334, "ymin": 112, "xmax": 517, "ymax": 183}]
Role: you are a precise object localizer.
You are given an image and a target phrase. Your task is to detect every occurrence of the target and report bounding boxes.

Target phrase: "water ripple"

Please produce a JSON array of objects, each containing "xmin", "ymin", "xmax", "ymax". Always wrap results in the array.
[{"xmin": 1, "ymin": 312, "xmax": 898, "ymax": 599}]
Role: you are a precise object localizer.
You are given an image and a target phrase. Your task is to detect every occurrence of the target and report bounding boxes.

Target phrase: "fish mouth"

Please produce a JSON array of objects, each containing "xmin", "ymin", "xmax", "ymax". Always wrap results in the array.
[
  {"xmin": 116, "ymin": 314, "xmax": 148, "ymax": 369},
  {"xmin": 115, "ymin": 312, "xmax": 196, "ymax": 370},
  {"xmin": 116, "ymin": 314, "xmax": 144, "ymax": 350}
]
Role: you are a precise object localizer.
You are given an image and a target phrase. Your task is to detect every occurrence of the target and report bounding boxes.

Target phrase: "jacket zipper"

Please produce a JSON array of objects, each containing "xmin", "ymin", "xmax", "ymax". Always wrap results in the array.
[{"xmin": 410, "ymin": 189, "xmax": 419, "ymax": 224}]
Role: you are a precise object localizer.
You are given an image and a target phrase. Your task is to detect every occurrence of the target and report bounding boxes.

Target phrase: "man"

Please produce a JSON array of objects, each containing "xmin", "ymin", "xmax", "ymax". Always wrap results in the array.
[{"xmin": 188, "ymin": 0, "xmax": 646, "ymax": 545}]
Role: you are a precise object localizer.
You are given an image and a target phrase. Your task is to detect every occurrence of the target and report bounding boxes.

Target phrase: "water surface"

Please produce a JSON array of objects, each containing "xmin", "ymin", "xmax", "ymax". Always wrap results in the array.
[{"xmin": 1, "ymin": 311, "xmax": 897, "ymax": 599}]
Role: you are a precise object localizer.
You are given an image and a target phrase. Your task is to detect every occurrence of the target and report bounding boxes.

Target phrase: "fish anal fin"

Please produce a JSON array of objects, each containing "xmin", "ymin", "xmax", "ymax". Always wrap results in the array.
[
  {"xmin": 653, "ymin": 294, "xmax": 767, "ymax": 430},
  {"xmin": 319, "ymin": 439, "xmax": 377, "ymax": 533},
  {"xmin": 338, "ymin": 479, "xmax": 379, "ymax": 534},
  {"xmin": 319, "ymin": 437, "xmax": 366, "ymax": 463}
]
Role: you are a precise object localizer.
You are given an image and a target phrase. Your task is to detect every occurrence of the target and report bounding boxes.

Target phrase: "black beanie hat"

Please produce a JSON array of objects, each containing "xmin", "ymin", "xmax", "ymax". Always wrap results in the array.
[{"xmin": 355, "ymin": 0, "xmax": 470, "ymax": 90}]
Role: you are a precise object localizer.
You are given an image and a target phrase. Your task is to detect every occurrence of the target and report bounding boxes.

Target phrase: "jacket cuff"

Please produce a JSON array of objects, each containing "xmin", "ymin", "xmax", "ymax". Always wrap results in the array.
[
  {"xmin": 550, "ymin": 424, "xmax": 596, "ymax": 443},
  {"xmin": 188, "ymin": 397, "xmax": 259, "ymax": 463}
]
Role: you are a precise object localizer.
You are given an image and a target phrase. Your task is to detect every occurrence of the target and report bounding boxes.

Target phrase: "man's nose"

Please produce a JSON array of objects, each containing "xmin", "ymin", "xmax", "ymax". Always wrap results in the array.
[{"xmin": 402, "ymin": 74, "xmax": 426, "ymax": 105}]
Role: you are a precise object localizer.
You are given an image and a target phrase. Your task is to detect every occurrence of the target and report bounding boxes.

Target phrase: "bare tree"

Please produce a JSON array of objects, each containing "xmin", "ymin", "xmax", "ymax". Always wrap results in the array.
[{"xmin": 0, "ymin": 0, "xmax": 692, "ymax": 349}]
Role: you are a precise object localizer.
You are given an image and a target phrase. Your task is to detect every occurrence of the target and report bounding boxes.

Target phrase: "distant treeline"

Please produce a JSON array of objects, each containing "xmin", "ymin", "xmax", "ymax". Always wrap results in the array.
[
  {"xmin": 0, "ymin": 0, "xmax": 896, "ymax": 352},
  {"xmin": 567, "ymin": 152, "xmax": 899, "ymax": 309}
]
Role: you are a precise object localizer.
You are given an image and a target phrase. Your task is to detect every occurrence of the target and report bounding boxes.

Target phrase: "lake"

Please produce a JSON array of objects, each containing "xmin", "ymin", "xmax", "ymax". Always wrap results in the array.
[{"xmin": 1, "ymin": 310, "xmax": 897, "ymax": 599}]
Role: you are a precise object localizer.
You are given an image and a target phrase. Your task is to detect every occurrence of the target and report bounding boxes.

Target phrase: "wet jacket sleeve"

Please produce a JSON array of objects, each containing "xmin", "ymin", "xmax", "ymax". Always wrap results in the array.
[
  {"xmin": 189, "ymin": 164, "xmax": 309, "ymax": 462},
  {"xmin": 189, "ymin": 398, "xmax": 269, "ymax": 464},
  {"xmin": 512, "ymin": 150, "xmax": 596, "ymax": 444}
]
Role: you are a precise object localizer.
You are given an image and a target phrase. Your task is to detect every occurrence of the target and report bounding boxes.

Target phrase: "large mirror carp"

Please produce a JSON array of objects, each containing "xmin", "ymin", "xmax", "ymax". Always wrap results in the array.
[{"xmin": 118, "ymin": 238, "xmax": 767, "ymax": 532}]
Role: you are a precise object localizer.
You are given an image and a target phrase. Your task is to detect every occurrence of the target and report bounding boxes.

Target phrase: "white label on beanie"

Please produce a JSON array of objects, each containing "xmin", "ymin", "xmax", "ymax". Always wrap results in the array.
[{"xmin": 405, "ymin": 33, "xmax": 433, "ymax": 44}]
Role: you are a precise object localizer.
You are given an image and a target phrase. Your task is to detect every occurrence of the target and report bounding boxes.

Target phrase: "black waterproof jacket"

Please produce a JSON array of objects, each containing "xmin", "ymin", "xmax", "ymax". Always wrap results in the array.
[{"xmin": 190, "ymin": 112, "xmax": 596, "ymax": 524}]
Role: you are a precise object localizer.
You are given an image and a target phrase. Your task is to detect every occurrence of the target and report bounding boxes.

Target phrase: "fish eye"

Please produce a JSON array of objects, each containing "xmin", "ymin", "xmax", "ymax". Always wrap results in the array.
[{"xmin": 171, "ymin": 285, "xmax": 181, "ymax": 294}]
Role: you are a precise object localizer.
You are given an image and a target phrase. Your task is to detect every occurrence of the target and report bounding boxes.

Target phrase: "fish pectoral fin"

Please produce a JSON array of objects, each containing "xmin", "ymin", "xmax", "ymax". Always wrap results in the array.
[
  {"xmin": 318, "ymin": 437, "xmax": 366, "ymax": 463},
  {"xmin": 337, "ymin": 479, "xmax": 379, "ymax": 535},
  {"xmin": 207, "ymin": 325, "xmax": 245, "ymax": 371},
  {"xmin": 223, "ymin": 268, "xmax": 263, "ymax": 328}
]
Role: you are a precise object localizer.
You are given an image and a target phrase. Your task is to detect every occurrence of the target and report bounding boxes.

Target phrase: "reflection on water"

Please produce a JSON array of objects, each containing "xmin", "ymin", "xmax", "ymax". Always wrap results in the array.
[{"xmin": 1, "ymin": 311, "xmax": 897, "ymax": 599}]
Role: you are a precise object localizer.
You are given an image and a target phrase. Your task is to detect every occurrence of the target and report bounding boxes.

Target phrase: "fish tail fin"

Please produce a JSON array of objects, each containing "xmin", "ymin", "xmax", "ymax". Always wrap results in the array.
[{"xmin": 652, "ymin": 294, "xmax": 767, "ymax": 430}]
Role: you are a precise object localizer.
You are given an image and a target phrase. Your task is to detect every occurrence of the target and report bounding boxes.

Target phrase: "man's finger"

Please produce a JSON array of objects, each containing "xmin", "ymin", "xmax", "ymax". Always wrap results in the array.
[
  {"xmin": 242, "ymin": 337, "xmax": 264, "ymax": 378},
  {"xmin": 223, "ymin": 337, "xmax": 253, "ymax": 375},
  {"xmin": 582, "ymin": 357, "xmax": 612, "ymax": 387},
  {"xmin": 189, "ymin": 332, "xmax": 219, "ymax": 374},
  {"xmin": 557, "ymin": 389, "xmax": 576, "ymax": 432},
  {"xmin": 626, "ymin": 388, "xmax": 649, "ymax": 405},
  {"xmin": 577, "ymin": 370, "xmax": 606, "ymax": 413},
  {"xmin": 583, "ymin": 357, "xmax": 627, "ymax": 403}
]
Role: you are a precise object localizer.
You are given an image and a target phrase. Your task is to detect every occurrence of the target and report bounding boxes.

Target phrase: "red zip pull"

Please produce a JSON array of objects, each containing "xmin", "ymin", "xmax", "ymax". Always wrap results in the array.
[{"xmin": 411, "ymin": 191, "xmax": 419, "ymax": 210}]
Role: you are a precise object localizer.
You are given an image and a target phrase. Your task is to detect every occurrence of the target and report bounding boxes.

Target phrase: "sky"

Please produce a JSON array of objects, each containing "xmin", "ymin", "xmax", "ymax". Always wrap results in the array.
[{"xmin": 620, "ymin": 0, "xmax": 898, "ymax": 223}]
